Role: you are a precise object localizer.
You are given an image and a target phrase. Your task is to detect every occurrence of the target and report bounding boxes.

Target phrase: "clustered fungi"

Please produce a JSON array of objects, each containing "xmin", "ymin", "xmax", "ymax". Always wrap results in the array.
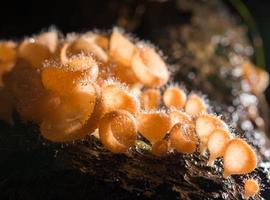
[{"xmin": 0, "ymin": 28, "xmax": 267, "ymax": 198}]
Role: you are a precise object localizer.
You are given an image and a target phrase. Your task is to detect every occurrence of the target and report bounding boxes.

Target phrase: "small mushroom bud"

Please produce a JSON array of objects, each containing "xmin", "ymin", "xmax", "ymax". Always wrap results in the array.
[
  {"xmin": 163, "ymin": 86, "xmax": 187, "ymax": 109},
  {"xmin": 195, "ymin": 114, "xmax": 228, "ymax": 154},
  {"xmin": 170, "ymin": 123, "xmax": 198, "ymax": 154},
  {"xmin": 151, "ymin": 139, "xmax": 170, "ymax": 156},
  {"xmin": 109, "ymin": 30, "xmax": 136, "ymax": 66},
  {"xmin": 140, "ymin": 89, "xmax": 161, "ymax": 110},
  {"xmin": 169, "ymin": 110, "xmax": 193, "ymax": 126},
  {"xmin": 244, "ymin": 179, "xmax": 260, "ymax": 199},
  {"xmin": 131, "ymin": 45, "xmax": 169, "ymax": 87},
  {"xmin": 185, "ymin": 94, "xmax": 206, "ymax": 117},
  {"xmin": 138, "ymin": 112, "xmax": 171, "ymax": 144},
  {"xmin": 207, "ymin": 128, "xmax": 232, "ymax": 166},
  {"xmin": 99, "ymin": 109, "xmax": 137, "ymax": 153},
  {"xmin": 223, "ymin": 138, "xmax": 257, "ymax": 178}
]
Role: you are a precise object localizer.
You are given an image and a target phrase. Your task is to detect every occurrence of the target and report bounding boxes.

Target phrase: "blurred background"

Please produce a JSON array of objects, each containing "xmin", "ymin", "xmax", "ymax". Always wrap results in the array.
[{"xmin": 0, "ymin": 0, "xmax": 270, "ymax": 102}]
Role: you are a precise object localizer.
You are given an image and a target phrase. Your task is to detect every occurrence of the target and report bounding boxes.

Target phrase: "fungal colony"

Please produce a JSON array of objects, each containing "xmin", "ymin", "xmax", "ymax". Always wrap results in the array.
[{"xmin": 0, "ymin": 29, "xmax": 268, "ymax": 198}]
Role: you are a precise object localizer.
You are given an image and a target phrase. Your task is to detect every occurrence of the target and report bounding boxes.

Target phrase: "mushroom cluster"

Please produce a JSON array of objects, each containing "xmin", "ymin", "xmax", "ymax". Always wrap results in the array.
[{"xmin": 0, "ymin": 29, "xmax": 266, "ymax": 198}]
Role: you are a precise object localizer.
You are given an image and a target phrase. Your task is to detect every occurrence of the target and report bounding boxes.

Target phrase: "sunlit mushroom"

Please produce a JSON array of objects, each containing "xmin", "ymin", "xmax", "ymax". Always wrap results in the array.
[
  {"xmin": 99, "ymin": 109, "xmax": 137, "ymax": 153},
  {"xmin": 223, "ymin": 138, "xmax": 257, "ymax": 178},
  {"xmin": 138, "ymin": 112, "xmax": 171, "ymax": 144},
  {"xmin": 101, "ymin": 82, "xmax": 140, "ymax": 115},
  {"xmin": 169, "ymin": 110, "xmax": 193, "ymax": 126},
  {"xmin": 170, "ymin": 123, "xmax": 198, "ymax": 154},
  {"xmin": 185, "ymin": 94, "xmax": 206, "ymax": 117},
  {"xmin": 195, "ymin": 114, "xmax": 228, "ymax": 154},
  {"xmin": 207, "ymin": 128, "xmax": 232, "ymax": 166},
  {"xmin": 131, "ymin": 45, "xmax": 169, "ymax": 87},
  {"xmin": 41, "ymin": 82, "xmax": 97, "ymax": 142},
  {"xmin": 163, "ymin": 86, "xmax": 186, "ymax": 109},
  {"xmin": 109, "ymin": 30, "xmax": 136, "ymax": 66},
  {"xmin": 140, "ymin": 89, "xmax": 161, "ymax": 110}
]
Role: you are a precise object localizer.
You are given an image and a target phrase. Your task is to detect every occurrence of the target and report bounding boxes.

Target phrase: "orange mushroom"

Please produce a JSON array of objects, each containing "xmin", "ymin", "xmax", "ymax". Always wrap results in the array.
[
  {"xmin": 137, "ymin": 112, "xmax": 171, "ymax": 144},
  {"xmin": 195, "ymin": 114, "xmax": 228, "ymax": 154},
  {"xmin": 140, "ymin": 89, "xmax": 161, "ymax": 110},
  {"xmin": 163, "ymin": 86, "xmax": 186, "ymax": 109},
  {"xmin": 170, "ymin": 123, "xmax": 198, "ymax": 154},
  {"xmin": 223, "ymin": 138, "xmax": 257, "ymax": 178},
  {"xmin": 207, "ymin": 128, "xmax": 232, "ymax": 166},
  {"xmin": 244, "ymin": 179, "xmax": 260, "ymax": 199},
  {"xmin": 131, "ymin": 45, "xmax": 169, "ymax": 87},
  {"xmin": 185, "ymin": 94, "xmax": 206, "ymax": 117},
  {"xmin": 99, "ymin": 109, "xmax": 137, "ymax": 153}
]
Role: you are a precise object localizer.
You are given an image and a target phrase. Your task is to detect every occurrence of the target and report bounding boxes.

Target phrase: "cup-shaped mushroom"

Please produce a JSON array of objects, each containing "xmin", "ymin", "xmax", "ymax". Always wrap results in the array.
[
  {"xmin": 244, "ymin": 179, "xmax": 260, "ymax": 199},
  {"xmin": 74, "ymin": 84, "xmax": 103, "ymax": 136},
  {"xmin": 18, "ymin": 39, "xmax": 52, "ymax": 67},
  {"xmin": 185, "ymin": 94, "xmax": 206, "ymax": 117},
  {"xmin": 112, "ymin": 64, "xmax": 139, "ymax": 85},
  {"xmin": 207, "ymin": 128, "xmax": 232, "ymax": 166},
  {"xmin": 170, "ymin": 123, "xmax": 198, "ymax": 154},
  {"xmin": 69, "ymin": 37, "xmax": 108, "ymax": 62},
  {"xmin": 41, "ymin": 83, "xmax": 97, "ymax": 142},
  {"xmin": 138, "ymin": 112, "xmax": 171, "ymax": 144},
  {"xmin": 131, "ymin": 45, "xmax": 169, "ymax": 88},
  {"xmin": 195, "ymin": 114, "xmax": 228, "ymax": 154},
  {"xmin": 99, "ymin": 109, "xmax": 137, "ymax": 153},
  {"xmin": 109, "ymin": 30, "xmax": 136, "ymax": 66},
  {"xmin": 0, "ymin": 41, "xmax": 17, "ymax": 87},
  {"xmin": 163, "ymin": 86, "xmax": 186, "ymax": 109},
  {"xmin": 36, "ymin": 31, "xmax": 58, "ymax": 53},
  {"xmin": 140, "ymin": 89, "xmax": 161, "ymax": 110},
  {"xmin": 223, "ymin": 138, "xmax": 257, "ymax": 178},
  {"xmin": 151, "ymin": 139, "xmax": 170, "ymax": 156},
  {"xmin": 41, "ymin": 56, "xmax": 98, "ymax": 96},
  {"xmin": 101, "ymin": 83, "xmax": 140, "ymax": 115},
  {"xmin": 169, "ymin": 110, "xmax": 193, "ymax": 126}
]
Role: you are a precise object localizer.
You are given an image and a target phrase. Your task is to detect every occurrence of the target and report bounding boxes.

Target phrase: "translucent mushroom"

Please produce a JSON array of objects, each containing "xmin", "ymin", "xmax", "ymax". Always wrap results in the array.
[
  {"xmin": 163, "ymin": 86, "xmax": 187, "ymax": 109},
  {"xmin": 185, "ymin": 94, "xmax": 206, "ymax": 117},
  {"xmin": 41, "ymin": 55, "xmax": 98, "ymax": 96},
  {"xmin": 195, "ymin": 114, "xmax": 228, "ymax": 154},
  {"xmin": 99, "ymin": 109, "xmax": 137, "ymax": 153},
  {"xmin": 101, "ymin": 82, "xmax": 140, "ymax": 115},
  {"xmin": 36, "ymin": 31, "xmax": 58, "ymax": 53},
  {"xmin": 69, "ymin": 37, "xmax": 108, "ymax": 62},
  {"xmin": 170, "ymin": 123, "xmax": 198, "ymax": 154},
  {"xmin": 140, "ymin": 89, "xmax": 161, "ymax": 110},
  {"xmin": 223, "ymin": 138, "xmax": 257, "ymax": 178},
  {"xmin": 18, "ymin": 39, "xmax": 52, "ymax": 67},
  {"xmin": 138, "ymin": 112, "xmax": 171, "ymax": 144},
  {"xmin": 244, "ymin": 179, "xmax": 260, "ymax": 199},
  {"xmin": 0, "ymin": 41, "xmax": 17, "ymax": 87},
  {"xmin": 169, "ymin": 110, "xmax": 193, "ymax": 127},
  {"xmin": 131, "ymin": 45, "xmax": 169, "ymax": 87},
  {"xmin": 109, "ymin": 30, "xmax": 136, "ymax": 66},
  {"xmin": 41, "ymin": 83, "xmax": 97, "ymax": 142},
  {"xmin": 207, "ymin": 128, "xmax": 232, "ymax": 166}
]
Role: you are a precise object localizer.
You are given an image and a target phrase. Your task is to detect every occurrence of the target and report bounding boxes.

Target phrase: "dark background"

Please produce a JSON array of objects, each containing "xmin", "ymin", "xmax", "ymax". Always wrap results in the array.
[{"xmin": 0, "ymin": 0, "xmax": 269, "ymax": 101}]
